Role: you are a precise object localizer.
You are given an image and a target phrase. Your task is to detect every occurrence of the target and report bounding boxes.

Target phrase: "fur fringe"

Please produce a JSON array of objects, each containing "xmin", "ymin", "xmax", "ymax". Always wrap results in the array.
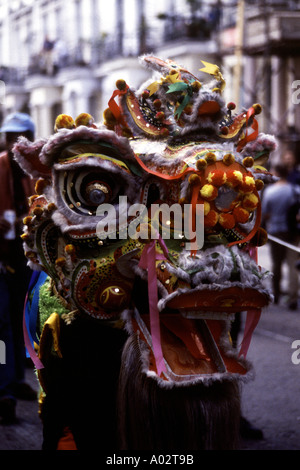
[{"xmin": 118, "ymin": 334, "xmax": 241, "ymax": 450}]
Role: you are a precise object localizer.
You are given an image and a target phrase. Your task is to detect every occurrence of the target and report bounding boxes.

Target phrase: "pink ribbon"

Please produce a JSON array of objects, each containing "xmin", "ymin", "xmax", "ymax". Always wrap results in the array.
[
  {"xmin": 238, "ymin": 309, "xmax": 261, "ymax": 358},
  {"xmin": 138, "ymin": 236, "xmax": 169, "ymax": 376},
  {"xmin": 238, "ymin": 246, "xmax": 260, "ymax": 358},
  {"xmin": 23, "ymin": 293, "xmax": 44, "ymax": 370}
]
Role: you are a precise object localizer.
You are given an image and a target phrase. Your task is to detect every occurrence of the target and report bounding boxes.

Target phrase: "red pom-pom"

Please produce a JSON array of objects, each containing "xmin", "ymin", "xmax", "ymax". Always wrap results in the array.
[
  {"xmin": 242, "ymin": 193, "xmax": 259, "ymax": 211},
  {"xmin": 160, "ymin": 127, "xmax": 169, "ymax": 137},
  {"xmin": 155, "ymin": 111, "xmax": 165, "ymax": 121},
  {"xmin": 219, "ymin": 213, "xmax": 235, "ymax": 229},
  {"xmin": 204, "ymin": 210, "xmax": 218, "ymax": 227},
  {"xmin": 207, "ymin": 170, "xmax": 226, "ymax": 187},
  {"xmin": 221, "ymin": 126, "xmax": 229, "ymax": 135},
  {"xmin": 142, "ymin": 90, "xmax": 150, "ymax": 99},
  {"xmin": 226, "ymin": 170, "xmax": 243, "ymax": 187},
  {"xmin": 227, "ymin": 102, "xmax": 236, "ymax": 111},
  {"xmin": 238, "ymin": 174, "xmax": 256, "ymax": 194},
  {"xmin": 153, "ymin": 99, "xmax": 162, "ymax": 109},
  {"xmin": 233, "ymin": 206, "xmax": 250, "ymax": 224}
]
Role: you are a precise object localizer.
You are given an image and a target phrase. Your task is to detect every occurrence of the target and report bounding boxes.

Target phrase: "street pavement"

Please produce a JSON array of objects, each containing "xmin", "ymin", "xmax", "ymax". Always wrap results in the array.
[
  {"xmin": 238, "ymin": 242, "xmax": 300, "ymax": 450},
  {"xmin": 0, "ymin": 242, "xmax": 299, "ymax": 451}
]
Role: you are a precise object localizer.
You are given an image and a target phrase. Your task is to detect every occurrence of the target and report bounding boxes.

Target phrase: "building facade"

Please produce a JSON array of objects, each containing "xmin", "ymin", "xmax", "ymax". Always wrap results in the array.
[
  {"xmin": 0, "ymin": 0, "xmax": 220, "ymax": 137},
  {"xmin": 0, "ymin": 0, "xmax": 300, "ymax": 161},
  {"xmin": 220, "ymin": 1, "xmax": 300, "ymax": 160}
]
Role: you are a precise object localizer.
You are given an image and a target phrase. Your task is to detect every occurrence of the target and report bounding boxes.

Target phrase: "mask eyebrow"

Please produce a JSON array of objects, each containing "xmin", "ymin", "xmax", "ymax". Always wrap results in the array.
[
  {"xmin": 57, "ymin": 152, "xmax": 132, "ymax": 173},
  {"xmin": 59, "ymin": 141, "xmax": 120, "ymax": 159}
]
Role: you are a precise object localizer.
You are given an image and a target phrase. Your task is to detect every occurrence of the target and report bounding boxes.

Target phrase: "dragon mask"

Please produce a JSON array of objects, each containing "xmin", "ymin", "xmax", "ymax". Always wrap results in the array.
[{"xmin": 14, "ymin": 56, "xmax": 275, "ymax": 393}]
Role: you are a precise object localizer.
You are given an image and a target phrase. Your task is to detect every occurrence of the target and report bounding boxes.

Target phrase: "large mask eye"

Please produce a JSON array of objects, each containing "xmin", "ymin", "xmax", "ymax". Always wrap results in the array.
[
  {"xmin": 60, "ymin": 168, "xmax": 121, "ymax": 216},
  {"xmin": 81, "ymin": 174, "xmax": 113, "ymax": 206},
  {"xmin": 85, "ymin": 182, "xmax": 111, "ymax": 205}
]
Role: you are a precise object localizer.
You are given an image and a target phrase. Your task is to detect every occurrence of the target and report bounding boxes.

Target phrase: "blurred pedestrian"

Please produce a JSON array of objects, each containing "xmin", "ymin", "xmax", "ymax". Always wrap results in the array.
[
  {"xmin": 282, "ymin": 149, "xmax": 300, "ymax": 186},
  {"xmin": 0, "ymin": 112, "xmax": 37, "ymax": 423},
  {"xmin": 262, "ymin": 163, "xmax": 300, "ymax": 309},
  {"xmin": 42, "ymin": 36, "xmax": 55, "ymax": 75}
]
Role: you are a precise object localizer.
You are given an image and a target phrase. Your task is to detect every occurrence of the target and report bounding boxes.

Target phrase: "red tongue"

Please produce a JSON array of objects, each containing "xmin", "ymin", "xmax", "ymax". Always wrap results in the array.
[{"xmin": 160, "ymin": 316, "xmax": 218, "ymax": 374}]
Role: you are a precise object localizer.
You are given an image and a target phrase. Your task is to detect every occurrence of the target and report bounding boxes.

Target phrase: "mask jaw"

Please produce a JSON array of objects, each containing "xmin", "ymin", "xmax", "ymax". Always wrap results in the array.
[{"xmin": 126, "ymin": 305, "xmax": 252, "ymax": 386}]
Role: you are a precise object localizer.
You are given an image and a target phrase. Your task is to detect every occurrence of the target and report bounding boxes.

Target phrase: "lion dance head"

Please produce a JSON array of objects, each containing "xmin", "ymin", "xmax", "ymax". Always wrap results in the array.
[{"xmin": 14, "ymin": 56, "xmax": 276, "ymax": 449}]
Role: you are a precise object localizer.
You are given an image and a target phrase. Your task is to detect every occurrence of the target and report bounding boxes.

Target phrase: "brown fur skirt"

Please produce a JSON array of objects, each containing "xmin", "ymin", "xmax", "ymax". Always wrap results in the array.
[{"xmin": 117, "ymin": 334, "xmax": 241, "ymax": 450}]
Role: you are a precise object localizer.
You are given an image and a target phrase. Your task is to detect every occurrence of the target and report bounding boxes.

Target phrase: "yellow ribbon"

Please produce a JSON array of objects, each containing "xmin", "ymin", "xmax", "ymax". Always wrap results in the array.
[
  {"xmin": 147, "ymin": 71, "xmax": 181, "ymax": 96},
  {"xmin": 38, "ymin": 312, "xmax": 62, "ymax": 364},
  {"xmin": 199, "ymin": 60, "xmax": 226, "ymax": 91}
]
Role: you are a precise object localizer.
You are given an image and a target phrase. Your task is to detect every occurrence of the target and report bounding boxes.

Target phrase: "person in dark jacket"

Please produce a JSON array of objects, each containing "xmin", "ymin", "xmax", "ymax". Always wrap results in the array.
[{"xmin": 0, "ymin": 112, "xmax": 37, "ymax": 423}]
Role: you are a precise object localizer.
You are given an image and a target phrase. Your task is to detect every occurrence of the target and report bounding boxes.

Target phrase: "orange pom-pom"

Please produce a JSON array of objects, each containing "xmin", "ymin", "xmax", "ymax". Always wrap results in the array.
[
  {"xmin": 221, "ymin": 126, "xmax": 229, "ymax": 135},
  {"xmin": 55, "ymin": 257, "xmax": 66, "ymax": 267},
  {"xmin": 242, "ymin": 156, "xmax": 254, "ymax": 168},
  {"xmin": 47, "ymin": 203, "xmax": 57, "ymax": 213},
  {"xmin": 189, "ymin": 174, "xmax": 201, "ymax": 186},
  {"xmin": 103, "ymin": 108, "xmax": 117, "ymax": 128},
  {"xmin": 191, "ymin": 81, "xmax": 202, "ymax": 92},
  {"xmin": 75, "ymin": 113, "xmax": 95, "ymax": 128},
  {"xmin": 196, "ymin": 159, "xmax": 207, "ymax": 170},
  {"xmin": 251, "ymin": 227, "xmax": 268, "ymax": 246},
  {"xmin": 122, "ymin": 127, "xmax": 133, "ymax": 138},
  {"xmin": 65, "ymin": 244, "xmax": 76, "ymax": 255},
  {"xmin": 239, "ymin": 174, "xmax": 256, "ymax": 194},
  {"xmin": 252, "ymin": 103, "xmax": 262, "ymax": 115},
  {"xmin": 200, "ymin": 184, "xmax": 218, "ymax": 201},
  {"xmin": 205, "ymin": 152, "xmax": 217, "ymax": 164},
  {"xmin": 233, "ymin": 206, "xmax": 250, "ymax": 224},
  {"xmin": 155, "ymin": 111, "xmax": 165, "ymax": 121},
  {"xmin": 28, "ymin": 195, "xmax": 39, "ymax": 206},
  {"xmin": 116, "ymin": 79, "xmax": 127, "ymax": 91},
  {"xmin": 54, "ymin": 114, "xmax": 75, "ymax": 132},
  {"xmin": 35, "ymin": 178, "xmax": 50, "ymax": 195},
  {"xmin": 219, "ymin": 213, "xmax": 235, "ymax": 229},
  {"xmin": 21, "ymin": 233, "xmax": 30, "ymax": 241},
  {"xmin": 25, "ymin": 251, "xmax": 37, "ymax": 260},
  {"xmin": 207, "ymin": 170, "xmax": 227, "ymax": 187},
  {"xmin": 242, "ymin": 193, "xmax": 259, "ymax": 211},
  {"xmin": 32, "ymin": 206, "xmax": 44, "ymax": 218},
  {"xmin": 204, "ymin": 210, "xmax": 218, "ymax": 227},
  {"xmin": 223, "ymin": 153, "xmax": 235, "ymax": 166},
  {"xmin": 153, "ymin": 99, "xmax": 162, "ymax": 109},
  {"xmin": 23, "ymin": 216, "xmax": 33, "ymax": 226},
  {"xmin": 255, "ymin": 179, "xmax": 264, "ymax": 191}
]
